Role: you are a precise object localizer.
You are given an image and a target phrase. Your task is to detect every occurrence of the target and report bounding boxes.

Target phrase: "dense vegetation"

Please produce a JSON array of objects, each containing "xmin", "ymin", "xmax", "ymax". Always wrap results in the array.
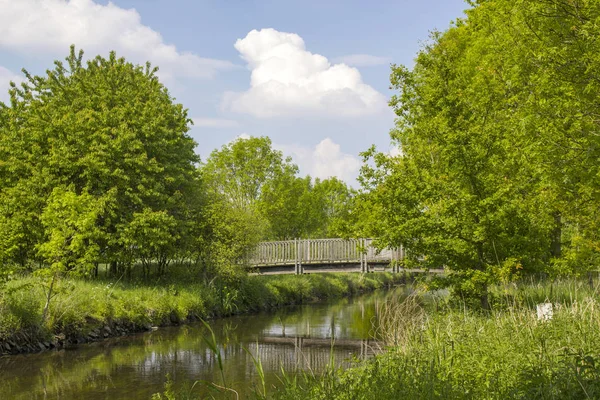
[
  {"xmin": 356, "ymin": 0, "xmax": 600, "ymax": 307},
  {"xmin": 0, "ymin": 47, "xmax": 353, "ymax": 277},
  {"xmin": 273, "ymin": 279, "xmax": 600, "ymax": 400}
]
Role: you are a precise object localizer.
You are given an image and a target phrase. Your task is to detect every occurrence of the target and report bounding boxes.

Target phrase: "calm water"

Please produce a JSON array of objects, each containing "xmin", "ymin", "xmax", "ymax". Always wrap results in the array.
[{"xmin": 0, "ymin": 286, "xmax": 412, "ymax": 399}]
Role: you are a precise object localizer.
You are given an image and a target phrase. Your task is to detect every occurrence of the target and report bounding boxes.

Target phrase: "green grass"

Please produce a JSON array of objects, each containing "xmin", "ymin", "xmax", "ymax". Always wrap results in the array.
[
  {"xmin": 272, "ymin": 278, "xmax": 600, "ymax": 400},
  {"xmin": 0, "ymin": 269, "xmax": 402, "ymax": 346}
]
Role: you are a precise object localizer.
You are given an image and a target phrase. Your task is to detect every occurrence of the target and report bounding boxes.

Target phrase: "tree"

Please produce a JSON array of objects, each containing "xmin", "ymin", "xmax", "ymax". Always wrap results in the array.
[
  {"xmin": 311, "ymin": 177, "xmax": 355, "ymax": 238},
  {"xmin": 199, "ymin": 136, "xmax": 297, "ymax": 267},
  {"xmin": 0, "ymin": 46, "xmax": 201, "ymax": 275},
  {"xmin": 496, "ymin": 0, "xmax": 600, "ymax": 273},
  {"xmin": 259, "ymin": 175, "xmax": 318, "ymax": 239},
  {"xmin": 201, "ymin": 136, "xmax": 354, "ymax": 243},
  {"xmin": 202, "ymin": 136, "xmax": 298, "ymax": 210},
  {"xmin": 361, "ymin": 4, "xmax": 558, "ymax": 307},
  {"xmin": 37, "ymin": 186, "xmax": 107, "ymax": 320},
  {"xmin": 360, "ymin": 0, "xmax": 600, "ymax": 306},
  {"xmin": 258, "ymin": 175, "xmax": 354, "ymax": 240}
]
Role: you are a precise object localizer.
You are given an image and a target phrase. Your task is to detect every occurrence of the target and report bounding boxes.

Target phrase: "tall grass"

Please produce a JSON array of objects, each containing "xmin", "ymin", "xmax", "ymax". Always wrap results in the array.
[
  {"xmin": 374, "ymin": 292, "xmax": 426, "ymax": 349},
  {"xmin": 275, "ymin": 278, "xmax": 600, "ymax": 399},
  {"xmin": 0, "ymin": 269, "xmax": 401, "ymax": 346}
]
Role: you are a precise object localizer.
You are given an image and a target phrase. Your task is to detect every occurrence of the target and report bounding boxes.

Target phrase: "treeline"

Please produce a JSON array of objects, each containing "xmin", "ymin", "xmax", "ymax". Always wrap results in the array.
[
  {"xmin": 0, "ymin": 47, "xmax": 352, "ymax": 282},
  {"xmin": 356, "ymin": 0, "xmax": 600, "ymax": 306}
]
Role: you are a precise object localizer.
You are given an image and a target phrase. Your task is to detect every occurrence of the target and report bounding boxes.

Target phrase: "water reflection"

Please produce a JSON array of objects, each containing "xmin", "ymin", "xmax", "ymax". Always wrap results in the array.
[{"xmin": 0, "ymin": 286, "xmax": 411, "ymax": 399}]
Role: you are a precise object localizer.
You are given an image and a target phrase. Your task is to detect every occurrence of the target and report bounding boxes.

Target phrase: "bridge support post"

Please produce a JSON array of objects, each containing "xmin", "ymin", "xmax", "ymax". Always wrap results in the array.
[
  {"xmin": 360, "ymin": 238, "xmax": 365, "ymax": 273},
  {"xmin": 295, "ymin": 238, "xmax": 304, "ymax": 275},
  {"xmin": 399, "ymin": 244, "xmax": 404, "ymax": 273},
  {"xmin": 365, "ymin": 239, "xmax": 371, "ymax": 273},
  {"xmin": 295, "ymin": 238, "xmax": 299, "ymax": 275},
  {"xmin": 359, "ymin": 243, "xmax": 363, "ymax": 273}
]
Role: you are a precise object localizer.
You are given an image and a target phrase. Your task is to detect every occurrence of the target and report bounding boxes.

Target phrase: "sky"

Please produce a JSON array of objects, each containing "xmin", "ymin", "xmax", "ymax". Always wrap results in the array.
[{"xmin": 0, "ymin": 0, "xmax": 469, "ymax": 184}]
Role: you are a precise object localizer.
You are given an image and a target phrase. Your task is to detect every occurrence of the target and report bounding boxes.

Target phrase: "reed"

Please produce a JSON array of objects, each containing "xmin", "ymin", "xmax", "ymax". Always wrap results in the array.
[{"xmin": 274, "ymin": 278, "xmax": 600, "ymax": 399}]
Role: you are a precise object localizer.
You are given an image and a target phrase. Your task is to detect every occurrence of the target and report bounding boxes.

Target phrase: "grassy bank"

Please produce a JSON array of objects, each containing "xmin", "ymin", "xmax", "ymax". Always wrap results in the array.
[
  {"xmin": 272, "ymin": 278, "xmax": 600, "ymax": 400},
  {"xmin": 0, "ymin": 271, "xmax": 403, "ymax": 353}
]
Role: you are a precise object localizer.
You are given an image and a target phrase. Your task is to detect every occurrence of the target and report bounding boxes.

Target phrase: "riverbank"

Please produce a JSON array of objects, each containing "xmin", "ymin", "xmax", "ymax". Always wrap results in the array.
[
  {"xmin": 271, "ymin": 278, "xmax": 600, "ymax": 399},
  {"xmin": 0, "ymin": 271, "xmax": 405, "ymax": 355}
]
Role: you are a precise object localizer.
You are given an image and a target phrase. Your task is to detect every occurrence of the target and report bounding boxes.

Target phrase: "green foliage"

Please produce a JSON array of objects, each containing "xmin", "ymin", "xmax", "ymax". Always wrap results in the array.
[
  {"xmin": 276, "ymin": 279, "xmax": 600, "ymax": 400},
  {"xmin": 0, "ymin": 280, "xmax": 42, "ymax": 339},
  {"xmin": 202, "ymin": 136, "xmax": 297, "ymax": 210},
  {"xmin": 310, "ymin": 177, "xmax": 355, "ymax": 238},
  {"xmin": 259, "ymin": 175, "xmax": 354, "ymax": 239},
  {"xmin": 359, "ymin": 0, "xmax": 600, "ymax": 304},
  {"xmin": 121, "ymin": 208, "xmax": 179, "ymax": 276},
  {"xmin": 0, "ymin": 46, "xmax": 200, "ymax": 274},
  {"xmin": 201, "ymin": 135, "xmax": 355, "ymax": 248},
  {"xmin": 37, "ymin": 186, "xmax": 107, "ymax": 275},
  {"xmin": 199, "ymin": 136, "xmax": 293, "ymax": 269},
  {"xmin": 259, "ymin": 174, "xmax": 317, "ymax": 239}
]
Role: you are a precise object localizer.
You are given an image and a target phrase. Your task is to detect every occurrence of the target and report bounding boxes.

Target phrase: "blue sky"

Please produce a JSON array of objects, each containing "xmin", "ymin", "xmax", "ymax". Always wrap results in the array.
[{"xmin": 0, "ymin": 0, "xmax": 469, "ymax": 183}]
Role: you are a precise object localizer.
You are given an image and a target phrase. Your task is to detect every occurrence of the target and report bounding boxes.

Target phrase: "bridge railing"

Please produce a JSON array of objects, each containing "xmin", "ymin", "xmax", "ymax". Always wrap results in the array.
[{"xmin": 249, "ymin": 238, "xmax": 404, "ymax": 272}]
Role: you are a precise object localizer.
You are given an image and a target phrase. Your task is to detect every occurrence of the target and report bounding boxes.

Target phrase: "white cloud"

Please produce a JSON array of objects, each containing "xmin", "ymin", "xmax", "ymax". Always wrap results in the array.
[
  {"xmin": 388, "ymin": 144, "xmax": 403, "ymax": 158},
  {"xmin": 0, "ymin": 0, "xmax": 235, "ymax": 80},
  {"xmin": 332, "ymin": 54, "xmax": 391, "ymax": 67},
  {"xmin": 276, "ymin": 138, "xmax": 361, "ymax": 183},
  {"xmin": 224, "ymin": 133, "xmax": 251, "ymax": 145},
  {"xmin": 0, "ymin": 66, "xmax": 24, "ymax": 102},
  {"xmin": 223, "ymin": 28, "xmax": 387, "ymax": 118},
  {"xmin": 193, "ymin": 118, "xmax": 240, "ymax": 128}
]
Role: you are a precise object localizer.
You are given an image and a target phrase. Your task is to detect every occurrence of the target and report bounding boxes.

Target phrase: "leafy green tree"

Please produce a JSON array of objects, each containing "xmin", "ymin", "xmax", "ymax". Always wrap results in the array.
[
  {"xmin": 361, "ymin": 4, "xmax": 559, "ymax": 306},
  {"xmin": 0, "ymin": 46, "xmax": 200, "ymax": 275},
  {"xmin": 201, "ymin": 136, "xmax": 354, "ymax": 247},
  {"xmin": 36, "ymin": 186, "xmax": 108, "ymax": 320},
  {"xmin": 202, "ymin": 136, "xmax": 297, "ymax": 210},
  {"xmin": 259, "ymin": 175, "xmax": 354, "ymax": 240},
  {"xmin": 197, "ymin": 196, "xmax": 268, "ymax": 278},
  {"xmin": 494, "ymin": 0, "xmax": 600, "ymax": 273},
  {"xmin": 120, "ymin": 209, "xmax": 179, "ymax": 277},
  {"xmin": 259, "ymin": 175, "xmax": 316, "ymax": 239},
  {"xmin": 199, "ymin": 136, "xmax": 296, "ymax": 268},
  {"xmin": 311, "ymin": 177, "xmax": 355, "ymax": 238},
  {"xmin": 360, "ymin": 0, "xmax": 600, "ymax": 306},
  {"xmin": 38, "ymin": 186, "xmax": 107, "ymax": 274}
]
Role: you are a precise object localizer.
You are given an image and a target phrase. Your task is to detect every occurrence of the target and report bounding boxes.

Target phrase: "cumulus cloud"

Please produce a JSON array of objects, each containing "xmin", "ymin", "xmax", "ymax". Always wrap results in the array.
[
  {"xmin": 276, "ymin": 138, "xmax": 361, "ymax": 183},
  {"xmin": 332, "ymin": 54, "xmax": 391, "ymax": 67},
  {"xmin": 0, "ymin": 66, "xmax": 24, "ymax": 102},
  {"xmin": 0, "ymin": 0, "xmax": 234, "ymax": 80},
  {"xmin": 193, "ymin": 118, "xmax": 240, "ymax": 128},
  {"xmin": 388, "ymin": 144, "xmax": 403, "ymax": 158},
  {"xmin": 223, "ymin": 28, "xmax": 387, "ymax": 118}
]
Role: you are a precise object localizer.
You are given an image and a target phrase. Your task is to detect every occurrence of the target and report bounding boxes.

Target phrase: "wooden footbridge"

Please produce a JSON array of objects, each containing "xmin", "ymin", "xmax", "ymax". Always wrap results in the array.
[{"xmin": 247, "ymin": 238, "xmax": 441, "ymax": 275}]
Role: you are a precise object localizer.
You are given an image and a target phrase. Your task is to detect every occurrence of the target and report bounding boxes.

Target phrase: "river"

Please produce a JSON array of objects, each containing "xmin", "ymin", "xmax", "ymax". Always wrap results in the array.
[{"xmin": 0, "ymin": 286, "xmax": 412, "ymax": 399}]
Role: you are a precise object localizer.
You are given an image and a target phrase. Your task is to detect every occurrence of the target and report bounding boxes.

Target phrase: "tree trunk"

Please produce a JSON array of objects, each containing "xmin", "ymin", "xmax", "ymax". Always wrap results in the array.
[
  {"xmin": 41, "ymin": 273, "xmax": 57, "ymax": 323},
  {"xmin": 480, "ymin": 289, "xmax": 490, "ymax": 310},
  {"xmin": 109, "ymin": 261, "xmax": 117, "ymax": 276}
]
